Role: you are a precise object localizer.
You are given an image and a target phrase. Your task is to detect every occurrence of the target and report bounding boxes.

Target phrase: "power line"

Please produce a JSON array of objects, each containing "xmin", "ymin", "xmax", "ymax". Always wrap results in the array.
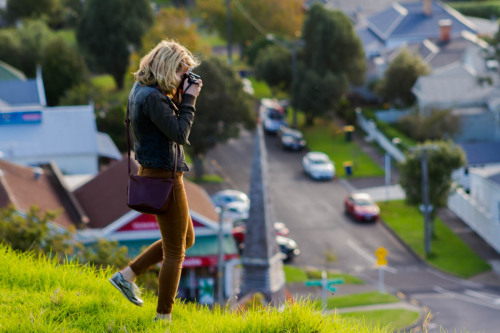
[{"xmin": 233, "ymin": 0, "xmax": 268, "ymax": 36}]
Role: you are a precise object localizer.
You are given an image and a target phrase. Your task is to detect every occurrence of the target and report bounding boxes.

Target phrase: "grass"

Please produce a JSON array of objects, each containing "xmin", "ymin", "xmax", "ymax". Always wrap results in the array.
[
  {"xmin": 380, "ymin": 200, "xmax": 491, "ymax": 278},
  {"xmin": 0, "ymin": 245, "xmax": 394, "ymax": 332},
  {"xmin": 314, "ymin": 292, "xmax": 399, "ymax": 310},
  {"xmin": 284, "ymin": 265, "xmax": 364, "ymax": 284},
  {"xmin": 91, "ymin": 74, "xmax": 117, "ymax": 93},
  {"xmin": 301, "ymin": 118, "xmax": 384, "ymax": 178},
  {"xmin": 341, "ymin": 309, "xmax": 420, "ymax": 331}
]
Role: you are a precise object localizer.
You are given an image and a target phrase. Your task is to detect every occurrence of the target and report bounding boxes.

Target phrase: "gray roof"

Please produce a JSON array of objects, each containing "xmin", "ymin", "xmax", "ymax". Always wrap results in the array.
[
  {"xmin": 412, "ymin": 62, "xmax": 496, "ymax": 105},
  {"xmin": 0, "ymin": 105, "xmax": 119, "ymax": 160},
  {"xmin": 459, "ymin": 142, "xmax": 500, "ymax": 165},
  {"xmin": 97, "ymin": 132, "xmax": 122, "ymax": 160},
  {"xmin": 0, "ymin": 79, "xmax": 41, "ymax": 106},
  {"xmin": 367, "ymin": 2, "xmax": 477, "ymax": 43},
  {"xmin": 0, "ymin": 61, "xmax": 26, "ymax": 81}
]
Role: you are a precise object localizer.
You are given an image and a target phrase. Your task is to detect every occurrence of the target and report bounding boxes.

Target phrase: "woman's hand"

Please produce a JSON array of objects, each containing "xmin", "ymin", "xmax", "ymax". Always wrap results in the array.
[{"xmin": 183, "ymin": 77, "xmax": 203, "ymax": 97}]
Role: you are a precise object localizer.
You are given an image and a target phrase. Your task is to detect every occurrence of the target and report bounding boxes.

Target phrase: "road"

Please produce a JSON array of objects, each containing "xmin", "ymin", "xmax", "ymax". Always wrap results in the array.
[{"xmin": 205, "ymin": 128, "xmax": 500, "ymax": 332}]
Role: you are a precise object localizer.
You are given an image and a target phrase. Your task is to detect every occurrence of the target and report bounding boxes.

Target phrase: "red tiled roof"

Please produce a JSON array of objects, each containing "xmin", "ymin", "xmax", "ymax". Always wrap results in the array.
[
  {"xmin": 74, "ymin": 155, "xmax": 219, "ymax": 229},
  {"xmin": 0, "ymin": 159, "xmax": 79, "ymax": 228}
]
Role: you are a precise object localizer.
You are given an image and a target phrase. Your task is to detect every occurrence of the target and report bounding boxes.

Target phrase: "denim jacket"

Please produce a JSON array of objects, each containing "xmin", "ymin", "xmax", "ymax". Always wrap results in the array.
[{"xmin": 128, "ymin": 82, "xmax": 196, "ymax": 171}]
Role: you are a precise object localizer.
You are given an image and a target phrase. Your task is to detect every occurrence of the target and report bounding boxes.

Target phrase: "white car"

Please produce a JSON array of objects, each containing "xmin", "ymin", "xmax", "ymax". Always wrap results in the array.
[
  {"xmin": 211, "ymin": 189, "xmax": 250, "ymax": 208},
  {"xmin": 222, "ymin": 201, "xmax": 249, "ymax": 223},
  {"xmin": 259, "ymin": 98, "xmax": 287, "ymax": 133},
  {"xmin": 302, "ymin": 152, "xmax": 335, "ymax": 180}
]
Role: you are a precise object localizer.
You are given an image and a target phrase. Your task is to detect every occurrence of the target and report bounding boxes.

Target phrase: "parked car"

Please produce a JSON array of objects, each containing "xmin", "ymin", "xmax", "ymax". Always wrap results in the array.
[
  {"xmin": 259, "ymin": 98, "xmax": 287, "ymax": 134},
  {"xmin": 302, "ymin": 152, "xmax": 335, "ymax": 180},
  {"xmin": 222, "ymin": 201, "xmax": 249, "ymax": 223},
  {"xmin": 277, "ymin": 126, "xmax": 306, "ymax": 151},
  {"xmin": 276, "ymin": 236, "xmax": 301, "ymax": 262},
  {"xmin": 344, "ymin": 192, "xmax": 380, "ymax": 222},
  {"xmin": 211, "ymin": 189, "xmax": 250, "ymax": 208}
]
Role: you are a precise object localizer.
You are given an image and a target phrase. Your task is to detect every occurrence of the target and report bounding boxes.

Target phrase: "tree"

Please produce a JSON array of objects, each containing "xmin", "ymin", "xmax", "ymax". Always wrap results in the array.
[
  {"xmin": 41, "ymin": 37, "xmax": 89, "ymax": 106},
  {"xmin": 376, "ymin": 48, "xmax": 430, "ymax": 106},
  {"xmin": 254, "ymin": 44, "xmax": 291, "ymax": 95},
  {"xmin": 0, "ymin": 19, "xmax": 53, "ymax": 78},
  {"xmin": 398, "ymin": 140, "xmax": 466, "ymax": 224},
  {"xmin": 76, "ymin": 0, "xmax": 153, "ymax": 89},
  {"xmin": 74, "ymin": 238, "xmax": 130, "ymax": 270},
  {"xmin": 187, "ymin": 56, "xmax": 255, "ymax": 178},
  {"xmin": 0, "ymin": 205, "xmax": 74, "ymax": 262},
  {"xmin": 95, "ymin": 104, "xmax": 128, "ymax": 152},
  {"xmin": 397, "ymin": 108, "xmax": 461, "ymax": 141},
  {"xmin": 196, "ymin": 0, "xmax": 303, "ymax": 49},
  {"xmin": 5, "ymin": 0, "xmax": 64, "ymax": 28},
  {"xmin": 292, "ymin": 4, "xmax": 365, "ymax": 125}
]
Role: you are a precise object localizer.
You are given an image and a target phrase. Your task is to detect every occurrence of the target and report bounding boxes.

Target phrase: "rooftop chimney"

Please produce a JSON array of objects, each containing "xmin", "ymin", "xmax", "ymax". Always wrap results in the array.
[
  {"xmin": 439, "ymin": 19, "xmax": 452, "ymax": 43},
  {"xmin": 424, "ymin": 0, "xmax": 432, "ymax": 16}
]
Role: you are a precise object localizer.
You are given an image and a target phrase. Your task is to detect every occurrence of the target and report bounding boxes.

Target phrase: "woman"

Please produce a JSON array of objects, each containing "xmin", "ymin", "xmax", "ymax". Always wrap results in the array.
[{"xmin": 109, "ymin": 40, "xmax": 202, "ymax": 322}]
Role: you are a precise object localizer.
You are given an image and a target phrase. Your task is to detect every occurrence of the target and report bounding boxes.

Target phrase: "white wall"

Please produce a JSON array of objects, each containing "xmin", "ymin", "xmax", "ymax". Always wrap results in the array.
[{"xmin": 8, "ymin": 154, "xmax": 99, "ymax": 175}]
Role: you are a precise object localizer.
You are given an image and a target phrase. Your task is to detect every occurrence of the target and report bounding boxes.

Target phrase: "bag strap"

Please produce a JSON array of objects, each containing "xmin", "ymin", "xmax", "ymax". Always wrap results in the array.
[{"xmin": 125, "ymin": 97, "xmax": 178, "ymax": 179}]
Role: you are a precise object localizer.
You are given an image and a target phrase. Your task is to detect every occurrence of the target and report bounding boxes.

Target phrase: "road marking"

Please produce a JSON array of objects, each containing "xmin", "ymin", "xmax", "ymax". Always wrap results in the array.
[
  {"xmin": 464, "ymin": 289, "xmax": 500, "ymax": 305},
  {"xmin": 347, "ymin": 239, "xmax": 398, "ymax": 273},
  {"xmin": 433, "ymin": 286, "xmax": 500, "ymax": 310},
  {"xmin": 426, "ymin": 268, "xmax": 483, "ymax": 288}
]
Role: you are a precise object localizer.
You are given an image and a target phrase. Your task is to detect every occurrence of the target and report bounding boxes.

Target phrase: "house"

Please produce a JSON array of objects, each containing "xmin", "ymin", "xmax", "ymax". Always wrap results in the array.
[
  {"xmin": 358, "ymin": 0, "xmax": 478, "ymax": 58},
  {"xmin": 449, "ymin": 165, "xmax": 500, "ymax": 254},
  {"xmin": 0, "ymin": 158, "xmax": 88, "ymax": 229},
  {"xmin": 0, "ymin": 65, "xmax": 121, "ymax": 175},
  {"xmin": 74, "ymin": 156, "xmax": 240, "ymax": 304}
]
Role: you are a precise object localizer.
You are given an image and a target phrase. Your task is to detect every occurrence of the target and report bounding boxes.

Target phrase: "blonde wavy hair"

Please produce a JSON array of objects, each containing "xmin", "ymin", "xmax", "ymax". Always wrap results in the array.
[{"xmin": 134, "ymin": 40, "xmax": 200, "ymax": 94}]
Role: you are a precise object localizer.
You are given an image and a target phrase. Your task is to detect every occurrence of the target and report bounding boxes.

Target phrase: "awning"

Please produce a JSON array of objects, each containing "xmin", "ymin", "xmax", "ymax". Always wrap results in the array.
[{"xmin": 118, "ymin": 234, "xmax": 239, "ymax": 267}]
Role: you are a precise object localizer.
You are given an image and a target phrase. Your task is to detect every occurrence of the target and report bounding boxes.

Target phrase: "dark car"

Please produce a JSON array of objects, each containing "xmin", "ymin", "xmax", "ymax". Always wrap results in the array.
[
  {"xmin": 344, "ymin": 192, "xmax": 380, "ymax": 222},
  {"xmin": 277, "ymin": 126, "xmax": 306, "ymax": 151},
  {"xmin": 276, "ymin": 235, "xmax": 301, "ymax": 262}
]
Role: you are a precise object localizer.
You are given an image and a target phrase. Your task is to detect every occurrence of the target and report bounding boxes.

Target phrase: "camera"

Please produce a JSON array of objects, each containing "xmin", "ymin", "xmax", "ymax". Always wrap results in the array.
[{"xmin": 183, "ymin": 72, "xmax": 201, "ymax": 85}]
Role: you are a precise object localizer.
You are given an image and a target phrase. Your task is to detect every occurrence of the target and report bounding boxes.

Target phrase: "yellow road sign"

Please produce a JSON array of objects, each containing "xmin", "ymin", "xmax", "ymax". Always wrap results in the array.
[{"xmin": 375, "ymin": 247, "xmax": 388, "ymax": 266}]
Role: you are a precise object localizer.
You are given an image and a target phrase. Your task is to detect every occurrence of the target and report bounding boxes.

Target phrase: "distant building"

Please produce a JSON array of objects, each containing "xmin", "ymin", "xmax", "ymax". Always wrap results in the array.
[
  {"xmin": 0, "ymin": 158, "xmax": 89, "ymax": 229},
  {"xmin": 0, "ymin": 65, "xmax": 121, "ymax": 175},
  {"xmin": 357, "ymin": 0, "xmax": 478, "ymax": 58}
]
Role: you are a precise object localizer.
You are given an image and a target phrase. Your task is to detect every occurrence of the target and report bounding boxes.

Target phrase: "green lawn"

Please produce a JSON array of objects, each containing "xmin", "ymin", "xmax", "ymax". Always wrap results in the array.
[
  {"xmin": 187, "ymin": 174, "xmax": 223, "ymax": 184},
  {"xmin": 0, "ymin": 245, "xmax": 394, "ymax": 333},
  {"xmin": 314, "ymin": 292, "xmax": 399, "ymax": 310},
  {"xmin": 91, "ymin": 74, "xmax": 117, "ymax": 93},
  {"xmin": 284, "ymin": 265, "xmax": 364, "ymax": 285},
  {"xmin": 340, "ymin": 309, "xmax": 420, "ymax": 331},
  {"xmin": 381, "ymin": 200, "xmax": 491, "ymax": 278},
  {"xmin": 301, "ymin": 119, "xmax": 384, "ymax": 178}
]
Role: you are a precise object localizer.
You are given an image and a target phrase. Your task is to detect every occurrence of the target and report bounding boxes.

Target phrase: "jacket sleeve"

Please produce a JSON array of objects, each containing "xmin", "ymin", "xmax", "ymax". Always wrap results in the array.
[{"xmin": 144, "ymin": 91, "xmax": 196, "ymax": 145}]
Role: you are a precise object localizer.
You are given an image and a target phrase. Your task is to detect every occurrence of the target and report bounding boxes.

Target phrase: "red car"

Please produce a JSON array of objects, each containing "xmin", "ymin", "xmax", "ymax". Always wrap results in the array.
[
  {"xmin": 344, "ymin": 193, "xmax": 380, "ymax": 221},
  {"xmin": 232, "ymin": 221, "xmax": 290, "ymax": 244}
]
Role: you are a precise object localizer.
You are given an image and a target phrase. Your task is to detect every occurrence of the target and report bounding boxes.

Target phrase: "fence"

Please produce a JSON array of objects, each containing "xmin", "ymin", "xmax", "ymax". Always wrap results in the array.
[
  {"xmin": 356, "ymin": 110, "xmax": 406, "ymax": 163},
  {"xmin": 448, "ymin": 188, "xmax": 500, "ymax": 254}
]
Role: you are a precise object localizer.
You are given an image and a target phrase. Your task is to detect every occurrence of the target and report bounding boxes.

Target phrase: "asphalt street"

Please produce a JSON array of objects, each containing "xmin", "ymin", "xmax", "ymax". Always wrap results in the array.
[{"xmin": 205, "ymin": 128, "xmax": 500, "ymax": 332}]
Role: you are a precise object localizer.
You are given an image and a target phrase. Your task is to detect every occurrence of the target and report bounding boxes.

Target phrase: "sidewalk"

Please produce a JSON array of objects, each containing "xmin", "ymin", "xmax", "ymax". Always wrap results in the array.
[{"xmin": 345, "ymin": 122, "xmax": 500, "ymax": 286}]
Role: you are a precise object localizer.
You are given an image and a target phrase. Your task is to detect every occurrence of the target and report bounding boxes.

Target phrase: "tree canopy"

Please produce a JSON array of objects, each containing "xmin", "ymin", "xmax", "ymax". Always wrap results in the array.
[
  {"xmin": 196, "ymin": 0, "xmax": 303, "ymax": 46},
  {"xmin": 376, "ymin": 48, "xmax": 430, "ymax": 106},
  {"xmin": 254, "ymin": 44, "xmax": 291, "ymax": 94},
  {"xmin": 292, "ymin": 4, "xmax": 365, "ymax": 125},
  {"xmin": 187, "ymin": 56, "xmax": 255, "ymax": 178},
  {"xmin": 76, "ymin": 0, "xmax": 153, "ymax": 89},
  {"xmin": 5, "ymin": 0, "xmax": 64, "ymax": 27},
  {"xmin": 398, "ymin": 141, "xmax": 466, "ymax": 214}
]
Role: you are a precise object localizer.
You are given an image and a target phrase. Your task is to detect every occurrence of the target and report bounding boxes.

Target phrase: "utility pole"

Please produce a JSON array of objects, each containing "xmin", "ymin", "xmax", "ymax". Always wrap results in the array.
[
  {"xmin": 291, "ymin": 44, "xmax": 298, "ymax": 128},
  {"xmin": 421, "ymin": 148, "xmax": 431, "ymax": 257},
  {"xmin": 217, "ymin": 205, "xmax": 225, "ymax": 304},
  {"xmin": 226, "ymin": 0, "xmax": 232, "ymax": 65}
]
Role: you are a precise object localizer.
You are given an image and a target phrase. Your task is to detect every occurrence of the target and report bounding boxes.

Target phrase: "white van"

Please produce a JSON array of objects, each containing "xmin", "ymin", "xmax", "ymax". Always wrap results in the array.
[{"xmin": 259, "ymin": 98, "xmax": 287, "ymax": 134}]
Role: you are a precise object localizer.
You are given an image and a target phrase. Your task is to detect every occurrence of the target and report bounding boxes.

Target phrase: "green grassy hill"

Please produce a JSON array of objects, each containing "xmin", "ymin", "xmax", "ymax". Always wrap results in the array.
[{"xmin": 0, "ymin": 245, "xmax": 394, "ymax": 332}]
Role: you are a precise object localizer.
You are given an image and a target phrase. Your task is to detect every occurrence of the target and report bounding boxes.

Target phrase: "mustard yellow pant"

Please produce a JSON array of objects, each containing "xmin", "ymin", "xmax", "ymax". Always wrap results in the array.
[{"xmin": 129, "ymin": 166, "xmax": 195, "ymax": 314}]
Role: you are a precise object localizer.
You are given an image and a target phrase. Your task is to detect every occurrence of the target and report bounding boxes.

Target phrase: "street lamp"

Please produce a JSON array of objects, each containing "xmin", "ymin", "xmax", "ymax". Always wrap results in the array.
[
  {"xmin": 216, "ymin": 204, "xmax": 226, "ymax": 305},
  {"xmin": 384, "ymin": 137, "xmax": 401, "ymax": 202},
  {"xmin": 266, "ymin": 34, "xmax": 304, "ymax": 129}
]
